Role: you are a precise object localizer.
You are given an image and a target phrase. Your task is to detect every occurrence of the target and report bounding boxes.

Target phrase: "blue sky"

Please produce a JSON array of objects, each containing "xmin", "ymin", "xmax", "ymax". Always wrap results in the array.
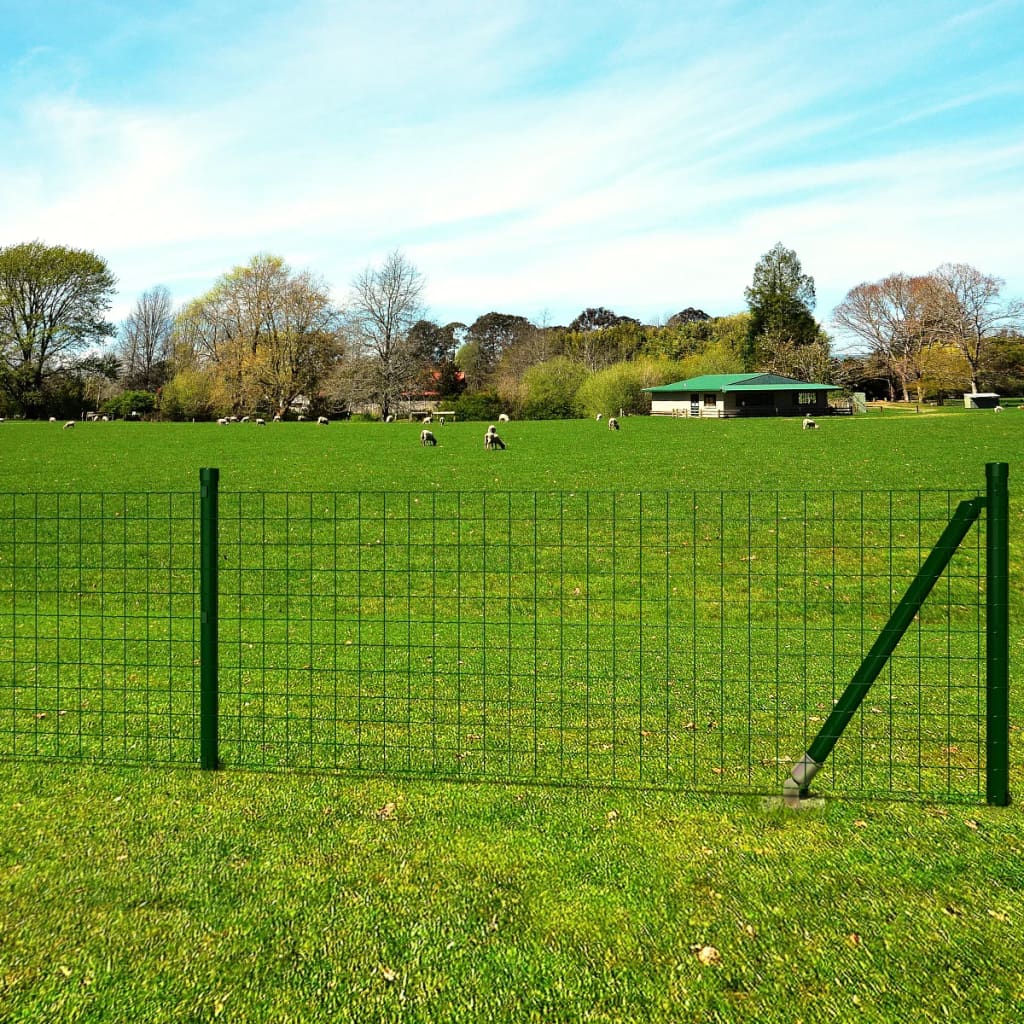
[{"xmin": 2, "ymin": 1, "xmax": 1022, "ymax": 343}]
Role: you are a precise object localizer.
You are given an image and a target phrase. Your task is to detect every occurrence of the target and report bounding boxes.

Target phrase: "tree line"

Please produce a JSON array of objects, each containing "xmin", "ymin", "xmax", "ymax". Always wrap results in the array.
[{"xmin": 0, "ymin": 240, "xmax": 1020, "ymax": 421}]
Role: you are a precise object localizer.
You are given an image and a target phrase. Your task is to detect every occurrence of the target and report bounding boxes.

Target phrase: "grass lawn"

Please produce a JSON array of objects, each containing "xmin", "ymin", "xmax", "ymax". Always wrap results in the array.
[{"xmin": 1, "ymin": 410, "xmax": 1022, "ymax": 1022}]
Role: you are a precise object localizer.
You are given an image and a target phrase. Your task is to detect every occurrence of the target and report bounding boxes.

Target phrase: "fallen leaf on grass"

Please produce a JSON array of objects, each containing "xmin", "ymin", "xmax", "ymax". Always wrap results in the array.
[
  {"xmin": 378, "ymin": 964, "xmax": 398, "ymax": 983},
  {"xmin": 376, "ymin": 802, "xmax": 397, "ymax": 821},
  {"xmin": 692, "ymin": 944, "xmax": 721, "ymax": 966},
  {"xmin": 606, "ymin": 810, "xmax": 619, "ymax": 825},
  {"xmin": 847, "ymin": 933, "xmax": 862, "ymax": 947},
  {"xmin": 987, "ymin": 910, "xmax": 1010, "ymax": 922},
  {"xmin": 853, "ymin": 820, "xmax": 868, "ymax": 828},
  {"xmin": 964, "ymin": 819, "xmax": 980, "ymax": 830}
]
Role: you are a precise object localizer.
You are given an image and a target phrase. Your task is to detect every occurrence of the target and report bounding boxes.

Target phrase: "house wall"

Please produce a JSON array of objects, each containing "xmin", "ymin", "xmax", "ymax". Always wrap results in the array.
[{"xmin": 651, "ymin": 391, "xmax": 832, "ymax": 416}]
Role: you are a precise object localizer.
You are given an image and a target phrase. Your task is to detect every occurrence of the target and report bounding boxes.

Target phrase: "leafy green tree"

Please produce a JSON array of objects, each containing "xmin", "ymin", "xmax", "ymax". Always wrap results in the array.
[
  {"xmin": 744, "ymin": 243, "xmax": 818, "ymax": 369},
  {"xmin": 567, "ymin": 307, "xmax": 637, "ymax": 333},
  {"xmin": 465, "ymin": 312, "xmax": 534, "ymax": 384},
  {"xmin": 561, "ymin": 319, "xmax": 647, "ymax": 371},
  {"xmin": 665, "ymin": 307, "xmax": 710, "ymax": 328},
  {"xmin": 521, "ymin": 356, "xmax": 590, "ymax": 419},
  {"xmin": 0, "ymin": 241, "xmax": 117, "ymax": 416}
]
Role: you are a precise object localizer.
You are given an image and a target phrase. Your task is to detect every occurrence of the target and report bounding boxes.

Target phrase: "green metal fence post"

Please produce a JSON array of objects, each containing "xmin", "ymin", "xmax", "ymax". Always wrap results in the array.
[
  {"xmin": 986, "ymin": 462, "xmax": 1010, "ymax": 806},
  {"xmin": 200, "ymin": 468, "xmax": 220, "ymax": 770}
]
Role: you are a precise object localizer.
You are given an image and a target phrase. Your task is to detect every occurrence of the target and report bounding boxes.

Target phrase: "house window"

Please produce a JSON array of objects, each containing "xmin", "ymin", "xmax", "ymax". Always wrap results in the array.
[
  {"xmin": 703, "ymin": 393, "xmax": 717, "ymax": 407},
  {"xmin": 798, "ymin": 392, "xmax": 815, "ymax": 405}
]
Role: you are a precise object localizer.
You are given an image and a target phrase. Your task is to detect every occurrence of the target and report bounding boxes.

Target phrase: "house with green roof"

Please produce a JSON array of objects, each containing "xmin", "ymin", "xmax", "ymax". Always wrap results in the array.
[{"xmin": 644, "ymin": 373, "xmax": 841, "ymax": 419}]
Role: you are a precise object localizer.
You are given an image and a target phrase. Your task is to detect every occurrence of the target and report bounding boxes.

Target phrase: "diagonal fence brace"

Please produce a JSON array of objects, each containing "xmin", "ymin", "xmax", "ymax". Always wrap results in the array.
[{"xmin": 784, "ymin": 495, "xmax": 986, "ymax": 804}]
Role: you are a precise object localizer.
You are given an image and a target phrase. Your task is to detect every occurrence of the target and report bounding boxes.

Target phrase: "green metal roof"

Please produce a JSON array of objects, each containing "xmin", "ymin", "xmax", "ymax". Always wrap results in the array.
[{"xmin": 644, "ymin": 373, "xmax": 838, "ymax": 394}]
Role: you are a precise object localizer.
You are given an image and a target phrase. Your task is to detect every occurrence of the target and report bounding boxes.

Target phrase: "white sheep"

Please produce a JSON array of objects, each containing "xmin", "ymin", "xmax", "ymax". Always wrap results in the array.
[
  {"xmin": 802, "ymin": 415, "xmax": 818, "ymax": 430},
  {"xmin": 994, "ymin": 405, "xmax": 1004, "ymax": 413},
  {"xmin": 438, "ymin": 416, "xmax": 445, "ymax": 426},
  {"xmin": 297, "ymin": 415, "xmax": 306, "ymax": 421},
  {"xmin": 49, "ymin": 416, "xmax": 57, "ymax": 423},
  {"xmin": 422, "ymin": 415, "xmax": 432, "ymax": 425},
  {"xmin": 385, "ymin": 415, "xmax": 394, "ymax": 423},
  {"xmin": 273, "ymin": 414, "xmax": 282, "ymax": 422},
  {"xmin": 607, "ymin": 417, "xmax": 620, "ymax": 431},
  {"xmin": 255, "ymin": 417, "xmax": 266, "ymax": 425},
  {"xmin": 240, "ymin": 416, "xmax": 250, "ymax": 423},
  {"xmin": 498, "ymin": 413, "xmax": 510, "ymax": 422},
  {"xmin": 317, "ymin": 415, "xmax": 329, "ymax": 425},
  {"xmin": 217, "ymin": 417, "xmax": 229, "ymax": 425},
  {"xmin": 486, "ymin": 424, "xmax": 497, "ymax": 435},
  {"xmin": 63, "ymin": 420, "xmax": 75, "ymax": 429},
  {"xmin": 595, "ymin": 413, "xmax": 603, "ymax": 421},
  {"xmin": 420, "ymin": 429, "xmax": 437, "ymax": 446},
  {"xmin": 101, "ymin": 415, "xmax": 109, "ymax": 422},
  {"xmin": 484, "ymin": 430, "xmax": 506, "ymax": 450}
]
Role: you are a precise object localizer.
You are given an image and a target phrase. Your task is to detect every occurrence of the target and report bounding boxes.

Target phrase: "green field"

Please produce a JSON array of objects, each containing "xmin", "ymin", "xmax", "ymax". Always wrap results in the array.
[{"xmin": 1, "ymin": 411, "xmax": 1022, "ymax": 1022}]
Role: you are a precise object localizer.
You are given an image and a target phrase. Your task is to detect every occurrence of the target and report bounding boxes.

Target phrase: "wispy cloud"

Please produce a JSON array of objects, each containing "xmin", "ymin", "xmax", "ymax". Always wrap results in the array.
[{"xmin": 2, "ymin": 0, "xmax": 1022, "ymax": 330}]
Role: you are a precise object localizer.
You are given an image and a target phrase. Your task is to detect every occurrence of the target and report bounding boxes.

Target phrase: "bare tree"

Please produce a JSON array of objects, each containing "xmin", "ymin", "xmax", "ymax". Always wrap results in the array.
[
  {"xmin": 832, "ymin": 274, "xmax": 934, "ymax": 401},
  {"xmin": 926, "ymin": 263, "xmax": 1022, "ymax": 393},
  {"xmin": 118, "ymin": 285, "xmax": 175, "ymax": 391},
  {"xmin": 344, "ymin": 251, "xmax": 426, "ymax": 419}
]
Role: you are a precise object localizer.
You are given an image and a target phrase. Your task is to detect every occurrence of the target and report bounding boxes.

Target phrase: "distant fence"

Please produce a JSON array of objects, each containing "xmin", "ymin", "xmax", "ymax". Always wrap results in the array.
[{"xmin": 0, "ymin": 467, "xmax": 1011, "ymax": 804}]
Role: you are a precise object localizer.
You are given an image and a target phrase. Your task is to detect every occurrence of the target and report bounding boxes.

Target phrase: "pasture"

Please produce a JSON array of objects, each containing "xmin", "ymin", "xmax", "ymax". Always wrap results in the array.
[{"xmin": 1, "ymin": 410, "xmax": 1022, "ymax": 1022}]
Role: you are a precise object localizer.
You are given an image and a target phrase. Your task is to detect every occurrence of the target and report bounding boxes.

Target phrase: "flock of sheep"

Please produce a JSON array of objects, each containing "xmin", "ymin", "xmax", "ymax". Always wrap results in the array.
[{"xmin": 417, "ymin": 411, "xmax": 623, "ymax": 450}]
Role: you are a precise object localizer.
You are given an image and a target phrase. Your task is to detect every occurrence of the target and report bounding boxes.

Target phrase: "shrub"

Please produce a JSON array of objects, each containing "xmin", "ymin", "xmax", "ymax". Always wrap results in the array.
[
  {"xmin": 160, "ymin": 371, "xmax": 214, "ymax": 421},
  {"xmin": 520, "ymin": 357, "xmax": 590, "ymax": 419},
  {"xmin": 101, "ymin": 390, "xmax": 156, "ymax": 419},
  {"xmin": 576, "ymin": 358, "xmax": 686, "ymax": 418},
  {"xmin": 453, "ymin": 391, "xmax": 504, "ymax": 421}
]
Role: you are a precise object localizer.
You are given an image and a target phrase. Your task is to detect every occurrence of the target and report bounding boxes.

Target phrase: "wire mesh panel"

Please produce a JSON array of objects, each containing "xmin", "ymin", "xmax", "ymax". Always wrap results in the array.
[
  {"xmin": 215, "ymin": 487, "xmax": 988, "ymax": 800},
  {"xmin": 0, "ymin": 492, "xmax": 199, "ymax": 765}
]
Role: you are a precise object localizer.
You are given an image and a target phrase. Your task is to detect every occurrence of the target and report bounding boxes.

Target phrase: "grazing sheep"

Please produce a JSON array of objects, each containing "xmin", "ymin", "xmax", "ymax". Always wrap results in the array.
[
  {"xmin": 228, "ymin": 416, "xmax": 239, "ymax": 422},
  {"xmin": 420, "ymin": 429, "xmax": 437, "ymax": 446},
  {"xmin": 484, "ymin": 430, "xmax": 506, "ymax": 450},
  {"xmin": 498, "ymin": 413, "xmax": 510, "ymax": 422},
  {"xmin": 273, "ymin": 414, "xmax": 282, "ymax": 422},
  {"xmin": 438, "ymin": 416, "xmax": 445, "ymax": 426},
  {"xmin": 240, "ymin": 416, "xmax": 250, "ymax": 423},
  {"xmin": 101, "ymin": 415, "xmax": 109, "ymax": 422},
  {"xmin": 255, "ymin": 417, "xmax": 266, "ymax": 425},
  {"xmin": 422, "ymin": 415, "xmax": 432, "ymax": 425},
  {"xmin": 297, "ymin": 415, "xmax": 306, "ymax": 421},
  {"xmin": 994, "ymin": 405, "xmax": 1004, "ymax": 413},
  {"xmin": 607, "ymin": 417, "xmax": 620, "ymax": 431},
  {"xmin": 63, "ymin": 420, "xmax": 75, "ymax": 429},
  {"xmin": 595, "ymin": 413, "xmax": 603, "ymax": 421},
  {"xmin": 317, "ymin": 415, "xmax": 329, "ymax": 425},
  {"xmin": 217, "ymin": 417, "xmax": 229, "ymax": 425},
  {"xmin": 49, "ymin": 416, "xmax": 57, "ymax": 423},
  {"xmin": 802, "ymin": 415, "xmax": 818, "ymax": 430},
  {"xmin": 486, "ymin": 424, "xmax": 497, "ymax": 435}
]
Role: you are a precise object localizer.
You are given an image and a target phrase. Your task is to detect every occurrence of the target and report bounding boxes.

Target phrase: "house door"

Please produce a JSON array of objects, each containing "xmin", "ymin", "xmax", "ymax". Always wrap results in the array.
[{"xmin": 690, "ymin": 398, "xmax": 700, "ymax": 417}]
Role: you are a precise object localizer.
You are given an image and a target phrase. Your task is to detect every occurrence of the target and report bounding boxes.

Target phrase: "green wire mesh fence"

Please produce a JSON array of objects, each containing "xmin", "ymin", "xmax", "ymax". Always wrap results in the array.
[
  {"xmin": 0, "ymin": 472, "xmax": 1008, "ymax": 802},
  {"xmin": 0, "ymin": 491, "xmax": 199, "ymax": 764}
]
